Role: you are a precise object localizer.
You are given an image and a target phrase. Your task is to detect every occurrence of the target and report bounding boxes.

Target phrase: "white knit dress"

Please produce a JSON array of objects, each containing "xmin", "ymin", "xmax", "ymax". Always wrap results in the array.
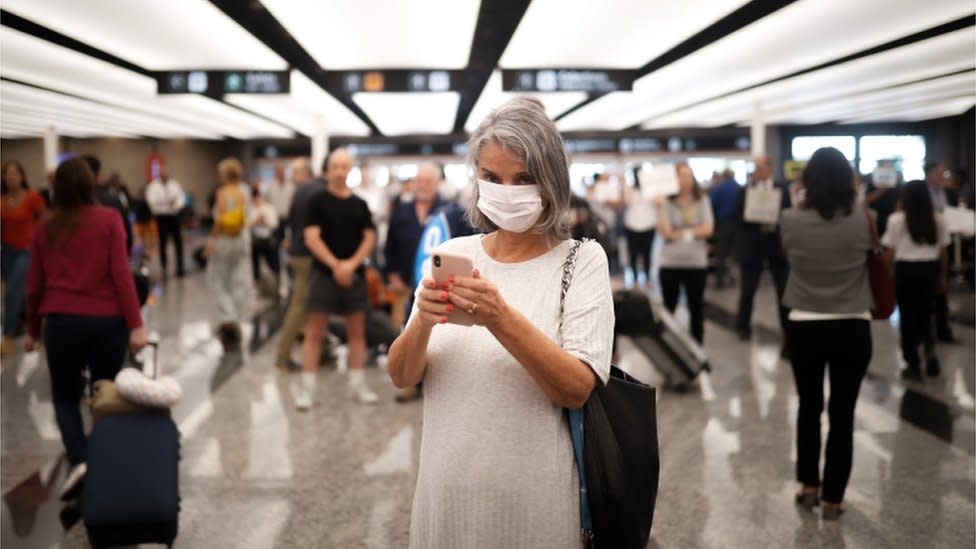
[{"xmin": 408, "ymin": 235, "xmax": 614, "ymax": 549}]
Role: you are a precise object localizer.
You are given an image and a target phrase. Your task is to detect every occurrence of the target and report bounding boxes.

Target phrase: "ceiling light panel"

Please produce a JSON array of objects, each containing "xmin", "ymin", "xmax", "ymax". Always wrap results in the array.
[
  {"xmin": 841, "ymin": 98, "xmax": 975, "ymax": 123},
  {"xmin": 761, "ymin": 72, "xmax": 976, "ymax": 124},
  {"xmin": 1, "ymin": 81, "xmax": 221, "ymax": 139},
  {"xmin": 0, "ymin": 29, "xmax": 292, "ymax": 138},
  {"xmin": 642, "ymin": 29, "xmax": 976, "ymax": 129},
  {"xmin": 500, "ymin": 0, "xmax": 750, "ymax": 68},
  {"xmin": 558, "ymin": 0, "xmax": 975, "ymax": 131},
  {"xmin": 1, "ymin": 0, "xmax": 285, "ymax": 70},
  {"xmin": 263, "ymin": 0, "xmax": 480, "ymax": 69},
  {"xmin": 226, "ymin": 71, "xmax": 370, "ymax": 137},
  {"xmin": 352, "ymin": 93, "xmax": 459, "ymax": 136},
  {"xmin": 464, "ymin": 71, "xmax": 586, "ymax": 132}
]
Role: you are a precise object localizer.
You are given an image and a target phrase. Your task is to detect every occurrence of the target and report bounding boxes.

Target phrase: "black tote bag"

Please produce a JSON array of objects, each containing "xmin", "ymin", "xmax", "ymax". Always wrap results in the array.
[{"xmin": 561, "ymin": 240, "xmax": 660, "ymax": 548}]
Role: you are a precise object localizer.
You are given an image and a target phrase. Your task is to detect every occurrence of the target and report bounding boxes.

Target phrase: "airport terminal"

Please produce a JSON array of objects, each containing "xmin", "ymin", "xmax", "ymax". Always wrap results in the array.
[{"xmin": 0, "ymin": 1, "xmax": 974, "ymax": 547}]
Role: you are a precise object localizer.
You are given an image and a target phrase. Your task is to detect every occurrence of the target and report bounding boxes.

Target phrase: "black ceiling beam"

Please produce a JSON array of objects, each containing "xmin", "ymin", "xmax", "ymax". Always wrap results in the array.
[
  {"xmin": 0, "ymin": 9, "xmax": 152, "ymax": 77},
  {"xmin": 451, "ymin": 0, "xmax": 533, "ymax": 133},
  {"xmin": 209, "ymin": 1, "xmax": 381, "ymax": 135}
]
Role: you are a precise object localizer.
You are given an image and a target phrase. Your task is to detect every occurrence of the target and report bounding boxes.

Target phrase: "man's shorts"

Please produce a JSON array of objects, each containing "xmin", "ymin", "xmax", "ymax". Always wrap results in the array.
[{"xmin": 306, "ymin": 268, "xmax": 369, "ymax": 316}]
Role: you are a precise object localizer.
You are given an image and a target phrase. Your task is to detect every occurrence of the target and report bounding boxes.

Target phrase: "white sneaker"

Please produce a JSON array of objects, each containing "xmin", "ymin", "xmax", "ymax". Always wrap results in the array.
[
  {"xmin": 351, "ymin": 382, "xmax": 379, "ymax": 405},
  {"xmin": 293, "ymin": 378, "xmax": 314, "ymax": 411},
  {"xmin": 60, "ymin": 462, "xmax": 87, "ymax": 501}
]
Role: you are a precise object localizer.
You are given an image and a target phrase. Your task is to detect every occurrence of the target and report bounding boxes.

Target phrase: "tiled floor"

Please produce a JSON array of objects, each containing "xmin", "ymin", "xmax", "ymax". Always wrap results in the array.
[{"xmin": 1, "ymin": 270, "xmax": 973, "ymax": 548}]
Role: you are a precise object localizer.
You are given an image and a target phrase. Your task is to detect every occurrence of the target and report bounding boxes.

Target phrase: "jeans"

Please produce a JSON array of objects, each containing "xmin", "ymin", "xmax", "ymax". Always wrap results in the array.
[
  {"xmin": 1, "ymin": 246, "xmax": 30, "ymax": 337},
  {"xmin": 625, "ymin": 229, "xmax": 655, "ymax": 281},
  {"xmin": 44, "ymin": 314, "xmax": 129, "ymax": 465},
  {"xmin": 789, "ymin": 319, "xmax": 872, "ymax": 503},
  {"xmin": 894, "ymin": 261, "xmax": 938, "ymax": 367},
  {"xmin": 156, "ymin": 214, "xmax": 184, "ymax": 276},
  {"xmin": 206, "ymin": 235, "xmax": 252, "ymax": 323},
  {"xmin": 659, "ymin": 267, "xmax": 707, "ymax": 343}
]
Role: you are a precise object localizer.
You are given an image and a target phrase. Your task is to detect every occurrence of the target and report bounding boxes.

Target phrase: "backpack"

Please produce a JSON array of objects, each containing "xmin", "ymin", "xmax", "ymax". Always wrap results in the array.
[{"xmin": 216, "ymin": 186, "xmax": 246, "ymax": 237}]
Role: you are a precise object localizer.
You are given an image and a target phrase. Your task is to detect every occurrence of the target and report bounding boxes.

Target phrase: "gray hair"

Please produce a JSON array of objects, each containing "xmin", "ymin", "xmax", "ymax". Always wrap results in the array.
[{"xmin": 465, "ymin": 97, "xmax": 571, "ymax": 240}]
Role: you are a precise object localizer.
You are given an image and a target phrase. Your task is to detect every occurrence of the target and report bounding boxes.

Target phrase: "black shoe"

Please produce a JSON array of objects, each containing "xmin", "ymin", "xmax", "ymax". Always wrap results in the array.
[
  {"xmin": 737, "ymin": 329, "xmax": 751, "ymax": 341},
  {"xmin": 925, "ymin": 356, "xmax": 941, "ymax": 377},
  {"xmin": 901, "ymin": 366, "xmax": 923, "ymax": 382},
  {"xmin": 937, "ymin": 332, "xmax": 957, "ymax": 344}
]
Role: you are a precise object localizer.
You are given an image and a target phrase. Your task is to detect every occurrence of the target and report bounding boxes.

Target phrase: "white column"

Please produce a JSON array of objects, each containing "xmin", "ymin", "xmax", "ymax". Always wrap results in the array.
[
  {"xmin": 311, "ymin": 115, "xmax": 329, "ymax": 176},
  {"xmin": 43, "ymin": 126, "xmax": 59, "ymax": 171},
  {"xmin": 750, "ymin": 102, "xmax": 765, "ymax": 157}
]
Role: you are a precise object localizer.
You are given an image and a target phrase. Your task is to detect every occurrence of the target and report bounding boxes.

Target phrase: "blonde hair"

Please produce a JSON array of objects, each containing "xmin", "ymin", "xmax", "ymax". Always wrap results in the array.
[{"xmin": 218, "ymin": 158, "xmax": 244, "ymax": 183}]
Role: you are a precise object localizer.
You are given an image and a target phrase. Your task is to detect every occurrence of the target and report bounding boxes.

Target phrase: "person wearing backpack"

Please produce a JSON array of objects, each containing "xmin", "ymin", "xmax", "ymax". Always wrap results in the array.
[{"xmin": 204, "ymin": 158, "xmax": 252, "ymax": 346}]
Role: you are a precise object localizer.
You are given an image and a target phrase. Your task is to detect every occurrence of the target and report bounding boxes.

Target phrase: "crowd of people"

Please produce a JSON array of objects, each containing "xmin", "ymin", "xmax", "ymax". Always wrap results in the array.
[{"xmin": 1, "ymin": 95, "xmax": 973, "ymax": 539}]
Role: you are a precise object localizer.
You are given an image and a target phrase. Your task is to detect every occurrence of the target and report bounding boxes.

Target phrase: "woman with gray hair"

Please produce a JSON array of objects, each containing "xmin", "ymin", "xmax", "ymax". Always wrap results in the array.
[{"xmin": 387, "ymin": 97, "xmax": 614, "ymax": 547}]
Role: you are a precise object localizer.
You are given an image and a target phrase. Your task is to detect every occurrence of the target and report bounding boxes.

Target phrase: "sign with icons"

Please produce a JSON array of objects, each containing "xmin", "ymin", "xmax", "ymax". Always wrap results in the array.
[
  {"xmin": 156, "ymin": 71, "xmax": 290, "ymax": 96},
  {"xmin": 502, "ymin": 69, "xmax": 634, "ymax": 93},
  {"xmin": 335, "ymin": 70, "xmax": 461, "ymax": 93}
]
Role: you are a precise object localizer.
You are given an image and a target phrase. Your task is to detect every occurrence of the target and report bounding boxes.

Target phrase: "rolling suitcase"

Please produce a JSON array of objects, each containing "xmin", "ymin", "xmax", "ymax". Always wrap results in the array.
[
  {"xmin": 613, "ymin": 290, "xmax": 709, "ymax": 389},
  {"xmin": 83, "ymin": 342, "xmax": 180, "ymax": 548}
]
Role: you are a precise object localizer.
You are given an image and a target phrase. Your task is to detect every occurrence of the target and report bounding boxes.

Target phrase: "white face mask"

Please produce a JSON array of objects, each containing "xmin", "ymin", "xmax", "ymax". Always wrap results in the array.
[{"xmin": 476, "ymin": 179, "xmax": 544, "ymax": 233}]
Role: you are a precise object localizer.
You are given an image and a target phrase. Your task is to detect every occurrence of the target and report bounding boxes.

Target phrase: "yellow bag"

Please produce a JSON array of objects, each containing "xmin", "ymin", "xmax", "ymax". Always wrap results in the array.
[{"xmin": 216, "ymin": 188, "xmax": 246, "ymax": 236}]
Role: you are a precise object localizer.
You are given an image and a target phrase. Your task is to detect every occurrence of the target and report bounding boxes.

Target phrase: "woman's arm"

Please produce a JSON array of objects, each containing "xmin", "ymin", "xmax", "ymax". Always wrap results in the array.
[
  {"xmin": 655, "ymin": 198, "xmax": 677, "ymax": 241},
  {"xmin": 387, "ymin": 278, "xmax": 454, "ymax": 387},
  {"xmin": 448, "ymin": 272, "xmax": 599, "ymax": 408}
]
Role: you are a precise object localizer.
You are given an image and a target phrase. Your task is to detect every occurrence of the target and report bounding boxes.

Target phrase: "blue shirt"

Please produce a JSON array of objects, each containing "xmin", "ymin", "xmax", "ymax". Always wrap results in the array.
[{"xmin": 709, "ymin": 178, "xmax": 739, "ymax": 221}]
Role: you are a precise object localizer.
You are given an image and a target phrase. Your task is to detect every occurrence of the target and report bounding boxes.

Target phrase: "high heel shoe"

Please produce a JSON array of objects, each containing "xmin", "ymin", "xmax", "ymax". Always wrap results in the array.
[
  {"xmin": 794, "ymin": 488, "xmax": 819, "ymax": 510},
  {"xmin": 821, "ymin": 502, "xmax": 845, "ymax": 520}
]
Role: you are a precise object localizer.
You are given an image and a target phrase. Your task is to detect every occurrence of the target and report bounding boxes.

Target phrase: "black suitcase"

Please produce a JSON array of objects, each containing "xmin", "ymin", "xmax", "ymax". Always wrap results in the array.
[
  {"xmin": 83, "ymin": 414, "xmax": 180, "ymax": 548},
  {"xmin": 83, "ymin": 342, "xmax": 180, "ymax": 548},
  {"xmin": 613, "ymin": 290, "xmax": 709, "ymax": 389}
]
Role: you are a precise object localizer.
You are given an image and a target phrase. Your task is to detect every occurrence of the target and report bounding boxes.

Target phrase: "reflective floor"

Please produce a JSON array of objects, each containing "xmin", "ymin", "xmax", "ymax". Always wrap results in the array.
[{"xmin": 1, "ymin": 270, "xmax": 973, "ymax": 548}]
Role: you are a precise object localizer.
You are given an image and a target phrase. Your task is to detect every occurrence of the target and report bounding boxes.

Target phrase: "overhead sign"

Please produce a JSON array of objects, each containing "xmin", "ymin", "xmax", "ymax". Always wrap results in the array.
[
  {"xmin": 502, "ymin": 69, "xmax": 634, "ymax": 93},
  {"xmin": 333, "ymin": 70, "xmax": 463, "ymax": 93},
  {"xmin": 156, "ymin": 71, "xmax": 290, "ymax": 97}
]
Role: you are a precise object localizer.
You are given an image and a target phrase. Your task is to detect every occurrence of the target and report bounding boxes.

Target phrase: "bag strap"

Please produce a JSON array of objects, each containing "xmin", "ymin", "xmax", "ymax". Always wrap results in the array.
[{"xmin": 559, "ymin": 239, "xmax": 594, "ymax": 542}]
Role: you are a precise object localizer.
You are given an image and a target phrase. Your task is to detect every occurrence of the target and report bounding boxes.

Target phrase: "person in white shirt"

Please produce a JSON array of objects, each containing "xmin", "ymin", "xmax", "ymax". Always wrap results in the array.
[
  {"xmin": 146, "ymin": 167, "xmax": 187, "ymax": 278},
  {"xmin": 265, "ymin": 163, "xmax": 295, "ymax": 244},
  {"xmin": 249, "ymin": 187, "xmax": 280, "ymax": 284},
  {"xmin": 882, "ymin": 181, "xmax": 951, "ymax": 380},
  {"xmin": 619, "ymin": 169, "xmax": 657, "ymax": 288}
]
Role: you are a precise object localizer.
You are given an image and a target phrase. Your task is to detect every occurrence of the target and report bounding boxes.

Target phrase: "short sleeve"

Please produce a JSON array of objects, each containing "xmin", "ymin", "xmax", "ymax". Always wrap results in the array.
[
  {"xmin": 561, "ymin": 241, "xmax": 614, "ymax": 384},
  {"xmin": 305, "ymin": 190, "xmax": 324, "ymax": 226},
  {"xmin": 937, "ymin": 215, "xmax": 951, "ymax": 248},
  {"xmin": 700, "ymin": 196, "xmax": 714, "ymax": 225},
  {"xmin": 881, "ymin": 214, "xmax": 900, "ymax": 248},
  {"xmin": 361, "ymin": 199, "xmax": 376, "ymax": 230}
]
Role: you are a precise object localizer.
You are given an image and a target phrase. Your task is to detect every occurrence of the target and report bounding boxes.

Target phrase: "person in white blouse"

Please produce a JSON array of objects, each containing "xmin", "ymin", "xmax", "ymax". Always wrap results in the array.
[
  {"xmin": 387, "ymin": 97, "xmax": 614, "ymax": 548},
  {"xmin": 146, "ymin": 167, "xmax": 187, "ymax": 278},
  {"xmin": 882, "ymin": 181, "xmax": 950, "ymax": 380},
  {"xmin": 265, "ymin": 162, "xmax": 294, "ymax": 244},
  {"xmin": 249, "ymin": 187, "xmax": 280, "ymax": 285}
]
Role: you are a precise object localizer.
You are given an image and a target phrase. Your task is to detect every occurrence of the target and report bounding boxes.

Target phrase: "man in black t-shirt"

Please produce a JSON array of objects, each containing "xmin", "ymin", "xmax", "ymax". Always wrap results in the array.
[{"xmin": 296, "ymin": 148, "xmax": 378, "ymax": 409}]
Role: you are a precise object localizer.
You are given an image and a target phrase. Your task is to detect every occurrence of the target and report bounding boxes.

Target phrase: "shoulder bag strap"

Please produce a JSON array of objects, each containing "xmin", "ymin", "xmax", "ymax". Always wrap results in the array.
[{"xmin": 560, "ymin": 239, "xmax": 595, "ymax": 544}]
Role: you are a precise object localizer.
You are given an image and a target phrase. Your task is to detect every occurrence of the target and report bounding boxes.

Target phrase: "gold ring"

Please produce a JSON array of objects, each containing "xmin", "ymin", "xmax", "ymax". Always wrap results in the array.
[{"xmin": 468, "ymin": 303, "xmax": 477, "ymax": 315}]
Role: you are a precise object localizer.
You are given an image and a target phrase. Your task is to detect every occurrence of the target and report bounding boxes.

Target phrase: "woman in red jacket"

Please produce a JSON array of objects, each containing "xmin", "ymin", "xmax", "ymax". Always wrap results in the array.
[
  {"xmin": 1, "ymin": 160, "xmax": 45, "ymax": 356},
  {"xmin": 25, "ymin": 157, "xmax": 147, "ymax": 500}
]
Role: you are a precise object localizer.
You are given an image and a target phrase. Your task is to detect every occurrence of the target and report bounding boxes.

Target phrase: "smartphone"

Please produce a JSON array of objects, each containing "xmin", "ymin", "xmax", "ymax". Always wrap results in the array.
[{"xmin": 430, "ymin": 251, "xmax": 475, "ymax": 326}]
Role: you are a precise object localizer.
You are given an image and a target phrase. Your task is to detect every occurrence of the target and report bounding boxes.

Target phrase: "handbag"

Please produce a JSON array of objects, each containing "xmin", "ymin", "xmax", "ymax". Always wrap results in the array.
[
  {"xmin": 560, "ymin": 239, "xmax": 660, "ymax": 549},
  {"xmin": 864, "ymin": 209, "xmax": 895, "ymax": 319}
]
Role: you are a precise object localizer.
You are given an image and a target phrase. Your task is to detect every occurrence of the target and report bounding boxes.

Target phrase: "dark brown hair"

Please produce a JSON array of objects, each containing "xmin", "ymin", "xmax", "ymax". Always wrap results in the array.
[
  {"xmin": 802, "ymin": 147, "xmax": 855, "ymax": 220},
  {"xmin": 1, "ymin": 160, "xmax": 29, "ymax": 194},
  {"xmin": 671, "ymin": 162, "xmax": 702, "ymax": 201},
  {"xmin": 46, "ymin": 157, "xmax": 96, "ymax": 246},
  {"xmin": 901, "ymin": 181, "xmax": 938, "ymax": 245}
]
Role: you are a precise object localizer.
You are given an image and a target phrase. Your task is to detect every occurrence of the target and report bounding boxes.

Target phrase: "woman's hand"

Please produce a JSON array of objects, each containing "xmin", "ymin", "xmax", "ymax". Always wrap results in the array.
[
  {"xmin": 447, "ymin": 270, "xmax": 509, "ymax": 329},
  {"xmin": 24, "ymin": 335, "xmax": 37, "ymax": 353},
  {"xmin": 653, "ymin": 194, "xmax": 666, "ymax": 207},
  {"xmin": 415, "ymin": 278, "xmax": 457, "ymax": 327},
  {"xmin": 130, "ymin": 326, "xmax": 148, "ymax": 352}
]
